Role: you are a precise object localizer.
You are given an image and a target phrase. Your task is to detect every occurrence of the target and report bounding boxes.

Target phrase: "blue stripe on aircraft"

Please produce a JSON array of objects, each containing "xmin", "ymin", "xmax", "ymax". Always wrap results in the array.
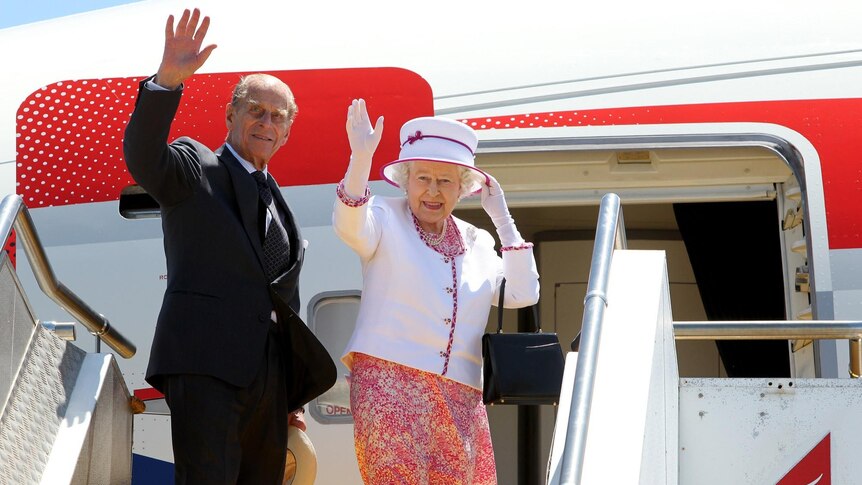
[{"xmin": 132, "ymin": 453, "xmax": 173, "ymax": 485}]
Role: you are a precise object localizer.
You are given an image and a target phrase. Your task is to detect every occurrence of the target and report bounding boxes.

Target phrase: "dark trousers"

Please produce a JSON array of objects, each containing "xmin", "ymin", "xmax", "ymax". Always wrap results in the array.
[{"xmin": 163, "ymin": 325, "xmax": 288, "ymax": 484}]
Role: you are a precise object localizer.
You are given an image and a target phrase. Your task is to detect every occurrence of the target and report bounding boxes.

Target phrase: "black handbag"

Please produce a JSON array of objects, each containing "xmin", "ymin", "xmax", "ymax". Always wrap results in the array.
[{"xmin": 482, "ymin": 278, "xmax": 565, "ymax": 405}]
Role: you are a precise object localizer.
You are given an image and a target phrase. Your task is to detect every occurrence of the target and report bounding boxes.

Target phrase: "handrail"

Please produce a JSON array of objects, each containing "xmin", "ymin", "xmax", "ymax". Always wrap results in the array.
[
  {"xmin": 558, "ymin": 193, "xmax": 626, "ymax": 484},
  {"xmin": 0, "ymin": 194, "xmax": 135, "ymax": 358},
  {"xmin": 675, "ymin": 320, "xmax": 862, "ymax": 378},
  {"xmin": 674, "ymin": 320, "xmax": 862, "ymax": 340}
]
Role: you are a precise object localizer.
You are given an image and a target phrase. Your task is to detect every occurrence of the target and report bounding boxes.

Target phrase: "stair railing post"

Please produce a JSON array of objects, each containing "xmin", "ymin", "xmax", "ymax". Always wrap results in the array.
[{"xmin": 559, "ymin": 193, "xmax": 626, "ymax": 484}]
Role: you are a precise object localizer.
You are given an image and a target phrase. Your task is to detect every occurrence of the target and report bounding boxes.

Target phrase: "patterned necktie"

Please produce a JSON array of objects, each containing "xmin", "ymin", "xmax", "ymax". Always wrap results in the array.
[{"xmin": 251, "ymin": 171, "xmax": 291, "ymax": 281}]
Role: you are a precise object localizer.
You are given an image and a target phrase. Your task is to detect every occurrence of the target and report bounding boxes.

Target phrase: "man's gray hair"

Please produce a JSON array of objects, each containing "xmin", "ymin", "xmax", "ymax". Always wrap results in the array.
[{"xmin": 231, "ymin": 74, "xmax": 298, "ymax": 122}]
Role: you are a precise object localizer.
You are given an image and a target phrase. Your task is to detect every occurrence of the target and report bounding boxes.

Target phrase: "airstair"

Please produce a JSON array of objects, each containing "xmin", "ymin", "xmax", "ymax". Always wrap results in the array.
[
  {"xmin": 546, "ymin": 194, "xmax": 861, "ymax": 484},
  {"xmin": 0, "ymin": 195, "xmax": 136, "ymax": 485}
]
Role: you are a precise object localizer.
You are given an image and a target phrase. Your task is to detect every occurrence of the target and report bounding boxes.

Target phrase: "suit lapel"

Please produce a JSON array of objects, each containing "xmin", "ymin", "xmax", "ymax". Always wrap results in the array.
[{"xmin": 217, "ymin": 146, "xmax": 266, "ymax": 268}]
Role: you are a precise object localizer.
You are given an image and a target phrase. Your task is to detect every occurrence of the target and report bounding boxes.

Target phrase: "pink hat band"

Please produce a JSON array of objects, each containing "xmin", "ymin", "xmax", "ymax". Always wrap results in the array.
[{"xmin": 401, "ymin": 130, "xmax": 475, "ymax": 156}]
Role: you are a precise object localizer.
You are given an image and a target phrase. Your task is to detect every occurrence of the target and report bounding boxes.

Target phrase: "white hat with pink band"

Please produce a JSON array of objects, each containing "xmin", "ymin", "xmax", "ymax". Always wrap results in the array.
[{"xmin": 380, "ymin": 117, "xmax": 489, "ymax": 195}]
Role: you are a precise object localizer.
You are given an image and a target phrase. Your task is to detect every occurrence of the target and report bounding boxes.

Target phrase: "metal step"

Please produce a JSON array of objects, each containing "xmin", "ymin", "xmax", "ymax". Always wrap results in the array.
[
  {"xmin": 0, "ymin": 253, "xmax": 132, "ymax": 484},
  {"xmin": 0, "ymin": 323, "xmax": 86, "ymax": 484}
]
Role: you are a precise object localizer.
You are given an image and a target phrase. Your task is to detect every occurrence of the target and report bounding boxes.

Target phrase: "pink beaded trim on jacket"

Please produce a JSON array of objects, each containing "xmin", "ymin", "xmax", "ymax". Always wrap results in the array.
[{"xmin": 411, "ymin": 213, "xmax": 465, "ymax": 376}]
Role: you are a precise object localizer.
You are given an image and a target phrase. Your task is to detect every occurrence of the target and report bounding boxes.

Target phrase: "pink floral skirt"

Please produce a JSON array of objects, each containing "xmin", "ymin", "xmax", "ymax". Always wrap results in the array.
[{"xmin": 349, "ymin": 353, "xmax": 497, "ymax": 485}]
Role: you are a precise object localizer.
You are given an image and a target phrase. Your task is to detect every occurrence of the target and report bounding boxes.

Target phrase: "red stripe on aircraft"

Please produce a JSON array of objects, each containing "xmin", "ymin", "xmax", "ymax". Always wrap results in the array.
[
  {"xmin": 15, "ymin": 67, "xmax": 431, "ymax": 208},
  {"xmin": 463, "ymin": 99, "xmax": 862, "ymax": 250},
  {"xmin": 16, "ymin": 74, "xmax": 862, "ymax": 249}
]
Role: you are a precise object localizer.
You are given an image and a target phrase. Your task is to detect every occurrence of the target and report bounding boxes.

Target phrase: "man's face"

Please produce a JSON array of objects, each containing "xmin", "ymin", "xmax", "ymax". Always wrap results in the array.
[{"xmin": 225, "ymin": 80, "xmax": 293, "ymax": 169}]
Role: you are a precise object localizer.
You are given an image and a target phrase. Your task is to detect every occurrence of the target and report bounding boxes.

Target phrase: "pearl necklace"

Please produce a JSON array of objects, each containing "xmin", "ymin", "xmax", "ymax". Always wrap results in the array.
[
  {"xmin": 416, "ymin": 217, "xmax": 448, "ymax": 246},
  {"xmin": 411, "ymin": 212, "xmax": 465, "ymax": 257}
]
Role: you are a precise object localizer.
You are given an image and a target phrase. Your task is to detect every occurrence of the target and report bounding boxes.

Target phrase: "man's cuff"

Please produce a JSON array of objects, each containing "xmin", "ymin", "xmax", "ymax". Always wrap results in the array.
[{"xmin": 144, "ymin": 78, "xmax": 182, "ymax": 92}]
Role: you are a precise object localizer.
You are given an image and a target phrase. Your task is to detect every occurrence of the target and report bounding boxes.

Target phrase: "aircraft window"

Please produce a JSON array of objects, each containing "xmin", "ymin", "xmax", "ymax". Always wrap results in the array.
[
  {"xmin": 307, "ymin": 291, "xmax": 360, "ymax": 424},
  {"xmin": 119, "ymin": 185, "xmax": 160, "ymax": 219}
]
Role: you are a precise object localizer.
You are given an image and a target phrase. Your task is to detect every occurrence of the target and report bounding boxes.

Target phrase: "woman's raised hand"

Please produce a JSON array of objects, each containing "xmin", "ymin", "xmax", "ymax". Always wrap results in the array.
[
  {"xmin": 482, "ymin": 174, "xmax": 525, "ymax": 246},
  {"xmin": 346, "ymin": 99, "xmax": 384, "ymax": 163},
  {"xmin": 481, "ymin": 174, "xmax": 511, "ymax": 226}
]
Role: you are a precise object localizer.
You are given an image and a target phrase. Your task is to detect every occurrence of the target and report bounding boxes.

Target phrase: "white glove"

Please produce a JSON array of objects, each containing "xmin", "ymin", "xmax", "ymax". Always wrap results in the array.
[
  {"xmin": 481, "ymin": 175, "xmax": 524, "ymax": 247},
  {"xmin": 343, "ymin": 98, "xmax": 384, "ymax": 198}
]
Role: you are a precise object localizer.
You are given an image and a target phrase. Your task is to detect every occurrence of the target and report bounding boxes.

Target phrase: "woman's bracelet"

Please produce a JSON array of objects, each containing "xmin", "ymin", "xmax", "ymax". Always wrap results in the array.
[
  {"xmin": 336, "ymin": 179, "xmax": 370, "ymax": 207},
  {"xmin": 501, "ymin": 242, "xmax": 534, "ymax": 252}
]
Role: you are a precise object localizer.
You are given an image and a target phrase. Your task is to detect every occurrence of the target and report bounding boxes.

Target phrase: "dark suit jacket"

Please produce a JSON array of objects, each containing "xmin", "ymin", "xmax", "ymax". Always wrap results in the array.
[{"xmin": 123, "ymin": 78, "xmax": 335, "ymax": 409}]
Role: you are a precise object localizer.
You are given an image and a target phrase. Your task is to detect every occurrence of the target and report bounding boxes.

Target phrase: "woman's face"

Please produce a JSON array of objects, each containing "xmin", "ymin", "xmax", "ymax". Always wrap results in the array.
[{"xmin": 406, "ymin": 161, "xmax": 462, "ymax": 232}]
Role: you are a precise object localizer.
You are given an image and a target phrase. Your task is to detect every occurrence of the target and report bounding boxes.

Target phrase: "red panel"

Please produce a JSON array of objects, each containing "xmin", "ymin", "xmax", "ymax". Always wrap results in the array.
[
  {"xmin": 777, "ymin": 433, "xmax": 830, "ymax": 485},
  {"xmin": 462, "ymin": 99, "xmax": 862, "ymax": 250},
  {"xmin": 15, "ymin": 68, "xmax": 432, "ymax": 208},
  {"xmin": 3, "ymin": 230, "xmax": 14, "ymax": 268},
  {"xmin": 133, "ymin": 387, "xmax": 165, "ymax": 401}
]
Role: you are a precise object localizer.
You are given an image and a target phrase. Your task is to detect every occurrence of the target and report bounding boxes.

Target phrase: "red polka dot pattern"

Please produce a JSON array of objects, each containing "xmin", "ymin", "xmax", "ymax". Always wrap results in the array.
[
  {"xmin": 17, "ymin": 77, "xmax": 140, "ymax": 208},
  {"xmin": 3, "ymin": 231, "xmax": 15, "ymax": 268},
  {"xmin": 463, "ymin": 111, "xmax": 631, "ymax": 130}
]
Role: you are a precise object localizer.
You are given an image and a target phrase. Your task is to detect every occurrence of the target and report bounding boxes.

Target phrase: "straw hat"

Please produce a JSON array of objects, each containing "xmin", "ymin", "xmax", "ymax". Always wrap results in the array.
[{"xmin": 283, "ymin": 426, "xmax": 317, "ymax": 484}]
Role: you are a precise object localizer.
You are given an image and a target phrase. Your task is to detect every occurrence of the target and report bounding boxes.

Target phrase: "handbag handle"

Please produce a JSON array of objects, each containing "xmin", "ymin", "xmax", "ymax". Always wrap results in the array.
[{"xmin": 496, "ymin": 278, "xmax": 543, "ymax": 334}]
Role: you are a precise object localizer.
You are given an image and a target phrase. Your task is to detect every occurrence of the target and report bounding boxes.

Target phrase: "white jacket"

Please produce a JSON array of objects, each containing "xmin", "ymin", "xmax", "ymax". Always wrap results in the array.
[{"xmin": 333, "ymin": 195, "xmax": 539, "ymax": 390}]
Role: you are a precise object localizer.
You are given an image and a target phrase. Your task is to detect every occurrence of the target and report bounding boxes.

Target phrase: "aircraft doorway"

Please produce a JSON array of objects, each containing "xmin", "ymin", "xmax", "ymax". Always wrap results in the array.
[{"xmin": 456, "ymin": 194, "xmax": 793, "ymax": 484}]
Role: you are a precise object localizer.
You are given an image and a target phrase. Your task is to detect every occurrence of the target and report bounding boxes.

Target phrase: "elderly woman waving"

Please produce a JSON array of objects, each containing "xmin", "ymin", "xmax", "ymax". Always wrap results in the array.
[{"xmin": 333, "ymin": 99, "xmax": 539, "ymax": 485}]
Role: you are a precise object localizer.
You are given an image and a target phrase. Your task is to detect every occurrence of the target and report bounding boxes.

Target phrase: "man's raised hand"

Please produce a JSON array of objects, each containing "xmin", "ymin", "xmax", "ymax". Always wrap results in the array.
[{"xmin": 155, "ymin": 8, "xmax": 217, "ymax": 90}]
